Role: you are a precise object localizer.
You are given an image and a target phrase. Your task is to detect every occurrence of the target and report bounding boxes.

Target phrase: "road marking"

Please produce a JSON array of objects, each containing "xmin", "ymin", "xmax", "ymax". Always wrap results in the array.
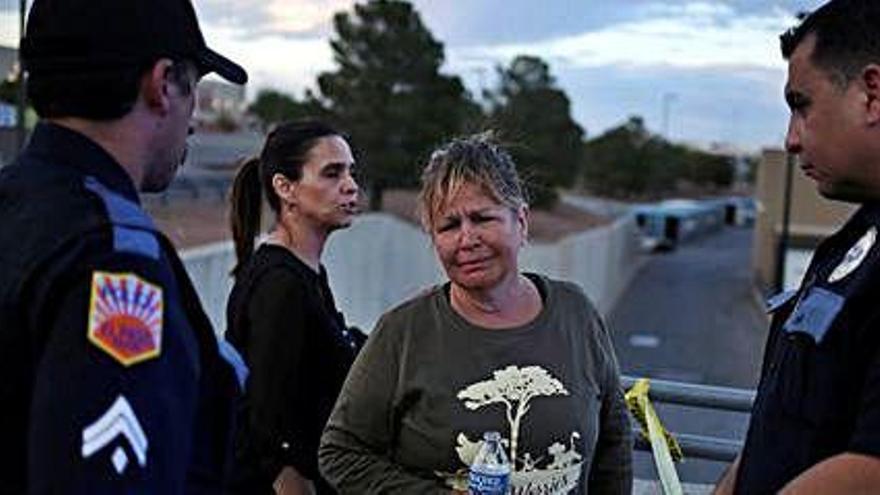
[{"xmin": 629, "ymin": 334, "xmax": 661, "ymax": 348}]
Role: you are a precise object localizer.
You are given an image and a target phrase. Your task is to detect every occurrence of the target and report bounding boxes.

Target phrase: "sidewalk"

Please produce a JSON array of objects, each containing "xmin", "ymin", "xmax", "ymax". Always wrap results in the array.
[{"xmin": 633, "ymin": 479, "xmax": 712, "ymax": 494}]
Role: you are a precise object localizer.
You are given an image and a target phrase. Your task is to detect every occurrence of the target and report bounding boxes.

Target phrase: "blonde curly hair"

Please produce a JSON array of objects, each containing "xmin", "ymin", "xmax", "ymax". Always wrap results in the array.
[{"xmin": 417, "ymin": 131, "xmax": 528, "ymax": 231}]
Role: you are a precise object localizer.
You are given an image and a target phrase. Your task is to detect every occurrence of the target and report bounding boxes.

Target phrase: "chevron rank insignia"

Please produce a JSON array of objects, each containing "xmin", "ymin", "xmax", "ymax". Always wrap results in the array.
[
  {"xmin": 82, "ymin": 395, "xmax": 148, "ymax": 474},
  {"xmin": 88, "ymin": 271, "xmax": 163, "ymax": 366}
]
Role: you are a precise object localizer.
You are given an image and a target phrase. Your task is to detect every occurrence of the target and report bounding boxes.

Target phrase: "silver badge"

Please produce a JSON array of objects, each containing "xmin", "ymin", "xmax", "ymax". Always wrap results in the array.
[{"xmin": 829, "ymin": 226, "xmax": 877, "ymax": 283}]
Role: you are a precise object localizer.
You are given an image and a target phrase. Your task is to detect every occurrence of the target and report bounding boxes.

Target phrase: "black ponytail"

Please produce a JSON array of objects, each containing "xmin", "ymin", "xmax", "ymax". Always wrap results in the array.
[
  {"xmin": 228, "ymin": 119, "xmax": 346, "ymax": 277},
  {"xmin": 229, "ymin": 157, "xmax": 262, "ymax": 278}
]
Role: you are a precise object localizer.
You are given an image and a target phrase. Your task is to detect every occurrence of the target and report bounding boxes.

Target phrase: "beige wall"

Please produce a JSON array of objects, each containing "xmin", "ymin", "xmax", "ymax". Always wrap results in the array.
[{"xmin": 752, "ymin": 149, "xmax": 856, "ymax": 291}]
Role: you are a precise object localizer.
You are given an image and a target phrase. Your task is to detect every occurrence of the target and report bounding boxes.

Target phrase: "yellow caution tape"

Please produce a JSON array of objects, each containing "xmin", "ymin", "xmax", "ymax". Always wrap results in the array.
[{"xmin": 625, "ymin": 378, "xmax": 684, "ymax": 495}]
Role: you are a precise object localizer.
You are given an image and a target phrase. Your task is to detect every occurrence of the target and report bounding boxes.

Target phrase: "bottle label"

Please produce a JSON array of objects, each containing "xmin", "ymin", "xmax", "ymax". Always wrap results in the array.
[{"xmin": 468, "ymin": 470, "xmax": 509, "ymax": 494}]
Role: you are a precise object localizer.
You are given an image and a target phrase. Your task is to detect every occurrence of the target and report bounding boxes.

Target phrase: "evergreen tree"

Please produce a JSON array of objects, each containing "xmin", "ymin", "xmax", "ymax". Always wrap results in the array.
[
  {"xmin": 248, "ymin": 89, "xmax": 327, "ymax": 130},
  {"xmin": 0, "ymin": 78, "xmax": 19, "ymax": 106},
  {"xmin": 316, "ymin": 0, "xmax": 479, "ymax": 210},
  {"xmin": 487, "ymin": 55, "xmax": 585, "ymax": 209},
  {"xmin": 584, "ymin": 116, "xmax": 734, "ymax": 198}
]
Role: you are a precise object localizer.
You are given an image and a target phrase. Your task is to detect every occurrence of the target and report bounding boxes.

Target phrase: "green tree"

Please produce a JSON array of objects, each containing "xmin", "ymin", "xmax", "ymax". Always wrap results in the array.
[
  {"xmin": 742, "ymin": 155, "xmax": 759, "ymax": 184},
  {"xmin": 316, "ymin": 0, "xmax": 479, "ymax": 210},
  {"xmin": 0, "ymin": 79, "xmax": 19, "ymax": 105},
  {"xmin": 584, "ymin": 116, "xmax": 654, "ymax": 197},
  {"xmin": 247, "ymin": 89, "xmax": 327, "ymax": 130},
  {"xmin": 486, "ymin": 55, "xmax": 585, "ymax": 209},
  {"xmin": 584, "ymin": 116, "xmax": 734, "ymax": 198}
]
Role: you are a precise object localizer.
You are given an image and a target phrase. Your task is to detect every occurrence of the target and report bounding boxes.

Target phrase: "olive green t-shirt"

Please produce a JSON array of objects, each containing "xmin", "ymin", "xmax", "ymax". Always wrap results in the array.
[{"xmin": 319, "ymin": 274, "xmax": 632, "ymax": 494}]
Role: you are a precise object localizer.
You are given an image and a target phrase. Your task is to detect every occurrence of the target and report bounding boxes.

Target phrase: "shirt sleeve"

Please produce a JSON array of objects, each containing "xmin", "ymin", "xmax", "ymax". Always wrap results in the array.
[
  {"xmin": 240, "ymin": 268, "xmax": 314, "ymax": 479},
  {"xmin": 26, "ymin": 237, "xmax": 200, "ymax": 493},
  {"xmin": 318, "ymin": 314, "xmax": 449, "ymax": 494},
  {"xmin": 586, "ymin": 305, "xmax": 634, "ymax": 494}
]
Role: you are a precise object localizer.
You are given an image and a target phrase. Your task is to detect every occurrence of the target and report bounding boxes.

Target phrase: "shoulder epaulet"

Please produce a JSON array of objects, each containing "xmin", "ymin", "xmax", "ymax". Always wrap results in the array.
[{"xmin": 84, "ymin": 177, "xmax": 159, "ymax": 260}]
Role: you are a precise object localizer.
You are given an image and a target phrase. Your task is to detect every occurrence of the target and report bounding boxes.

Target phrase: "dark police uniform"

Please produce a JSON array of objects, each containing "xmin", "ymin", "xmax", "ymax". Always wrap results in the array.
[
  {"xmin": 0, "ymin": 123, "xmax": 247, "ymax": 493},
  {"xmin": 736, "ymin": 204, "xmax": 880, "ymax": 494}
]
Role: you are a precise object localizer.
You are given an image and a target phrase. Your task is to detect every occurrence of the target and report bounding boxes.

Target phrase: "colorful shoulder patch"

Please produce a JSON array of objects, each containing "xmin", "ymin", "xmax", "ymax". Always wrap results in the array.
[{"xmin": 88, "ymin": 271, "xmax": 163, "ymax": 366}]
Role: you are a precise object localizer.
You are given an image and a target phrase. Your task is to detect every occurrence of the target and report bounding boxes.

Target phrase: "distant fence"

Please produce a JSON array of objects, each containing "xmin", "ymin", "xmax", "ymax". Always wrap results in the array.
[{"xmin": 182, "ymin": 212, "xmax": 644, "ymax": 335}]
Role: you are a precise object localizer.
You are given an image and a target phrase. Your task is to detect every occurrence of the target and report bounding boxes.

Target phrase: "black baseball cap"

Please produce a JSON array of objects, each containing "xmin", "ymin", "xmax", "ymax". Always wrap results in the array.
[{"xmin": 20, "ymin": 0, "xmax": 247, "ymax": 84}]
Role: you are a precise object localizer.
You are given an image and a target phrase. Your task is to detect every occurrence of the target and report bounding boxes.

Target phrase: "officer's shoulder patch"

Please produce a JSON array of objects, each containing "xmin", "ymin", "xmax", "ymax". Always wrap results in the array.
[
  {"xmin": 829, "ymin": 226, "xmax": 876, "ymax": 283},
  {"xmin": 88, "ymin": 271, "xmax": 163, "ymax": 366}
]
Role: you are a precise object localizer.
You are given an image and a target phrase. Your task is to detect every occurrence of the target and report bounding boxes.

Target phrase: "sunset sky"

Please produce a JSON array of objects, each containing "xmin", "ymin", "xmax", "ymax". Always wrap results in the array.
[{"xmin": 1, "ymin": 0, "xmax": 827, "ymax": 151}]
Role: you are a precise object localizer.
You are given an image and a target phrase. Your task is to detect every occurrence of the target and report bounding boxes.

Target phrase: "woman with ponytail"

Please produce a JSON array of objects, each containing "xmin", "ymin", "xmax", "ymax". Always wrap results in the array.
[{"xmin": 225, "ymin": 120, "xmax": 363, "ymax": 494}]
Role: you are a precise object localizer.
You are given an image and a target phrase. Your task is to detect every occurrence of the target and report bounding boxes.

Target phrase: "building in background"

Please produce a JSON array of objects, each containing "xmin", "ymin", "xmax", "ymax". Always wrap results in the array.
[
  {"xmin": 0, "ymin": 45, "xmax": 19, "ymax": 127},
  {"xmin": 0, "ymin": 45, "xmax": 20, "ymax": 165},
  {"xmin": 752, "ymin": 149, "xmax": 855, "ymax": 294},
  {"xmin": 0, "ymin": 46, "xmax": 16, "ymax": 80},
  {"xmin": 194, "ymin": 78, "xmax": 248, "ymax": 131}
]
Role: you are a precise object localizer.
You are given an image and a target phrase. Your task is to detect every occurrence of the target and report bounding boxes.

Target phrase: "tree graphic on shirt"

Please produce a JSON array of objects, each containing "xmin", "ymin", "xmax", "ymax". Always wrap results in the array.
[{"xmin": 457, "ymin": 365, "xmax": 568, "ymax": 469}]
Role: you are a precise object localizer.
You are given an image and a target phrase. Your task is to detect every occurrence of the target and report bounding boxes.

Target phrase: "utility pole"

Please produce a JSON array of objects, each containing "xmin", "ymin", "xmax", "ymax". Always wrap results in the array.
[
  {"xmin": 662, "ymin": 92, "xmax": 677, "ymax": 140},
  {"xmin": 16, "ymin": 0, "xmax": 26, "ymax": 153},
  {"xmin": 775, "ymin": 153, "xmax": 795, "ymax": 293}
]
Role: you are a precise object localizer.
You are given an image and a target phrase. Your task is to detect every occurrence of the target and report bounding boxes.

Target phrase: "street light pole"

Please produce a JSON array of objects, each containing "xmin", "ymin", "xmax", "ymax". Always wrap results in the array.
[
  {"xmin": 775, "ymin": 153, "xmax": 795, "ymax": 293},
  {"xmin": 662, "ymin": 92, "xmax": 677, "ymax": 139},
  {"xmin": 16, "ymin": 0, "xmax": 27, "ymax": 153}
]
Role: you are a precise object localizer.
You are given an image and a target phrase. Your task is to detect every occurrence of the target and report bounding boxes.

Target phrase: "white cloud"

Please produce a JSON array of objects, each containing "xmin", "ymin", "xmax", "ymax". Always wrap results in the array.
[
  {"xmin": 642, "ymin": 2, "xmax": 736, "ymax": 20},
  {"xmin": 197, "ymin": 1, "xmax": 349, "ymax": 97},
  {"xmin": 201, "ymin": 23, "xmax": 333, "ymax": 97},
  {"xmin": 0, "ymin": 11, "xmax": 21, "ymax": 47},
  {"xmin": 453, "ymin": 2, "xmax": 797, "ymax": 72},
  {"xmin": 264, "ymin": 0, "xmax": 351, "ymax": 33},
  {"xmin": 197, "ymin": 0, "xmax": 351, "ymax": 36}
]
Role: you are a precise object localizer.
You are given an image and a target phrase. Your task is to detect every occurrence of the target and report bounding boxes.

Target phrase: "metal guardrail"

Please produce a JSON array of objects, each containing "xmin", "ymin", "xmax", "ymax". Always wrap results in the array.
[{"xmin": 622, "ymin": 375, "xmax": 756, "ymax": 463}]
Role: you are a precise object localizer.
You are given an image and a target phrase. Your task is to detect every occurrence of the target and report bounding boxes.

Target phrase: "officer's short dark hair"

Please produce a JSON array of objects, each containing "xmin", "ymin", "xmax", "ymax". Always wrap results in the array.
[
  {"xmin": 781, "ymin": 0, "xmax": 880, "ymax": 87},
  {"xmin": 21, "ymin": 0, "xmax": 247, "ymax": 120},
  {"xmin": 26, "ymin": 60, "xmax": 197, "ymax": 121}
]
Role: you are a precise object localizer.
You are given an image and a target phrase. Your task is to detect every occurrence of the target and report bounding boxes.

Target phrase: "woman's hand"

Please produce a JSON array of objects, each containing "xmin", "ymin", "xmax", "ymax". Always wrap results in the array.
[{"xmin": 273, "ymin": 466, "xmax": 315, "ymax": 495}]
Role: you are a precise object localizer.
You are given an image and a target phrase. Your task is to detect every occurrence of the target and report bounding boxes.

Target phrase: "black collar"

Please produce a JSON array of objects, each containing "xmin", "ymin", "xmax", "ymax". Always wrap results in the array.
[{"xmin": 24, "ymin": 122, "xmax": 141, "ymax": 204}]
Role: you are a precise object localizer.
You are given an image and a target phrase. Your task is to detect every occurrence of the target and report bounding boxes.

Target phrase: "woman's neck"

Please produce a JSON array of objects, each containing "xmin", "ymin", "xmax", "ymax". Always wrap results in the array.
[
  {"xmin": 267, "ymin": 216, "xmax": 327, "ymax": 273},
  {"xmin": 450, "ymin": 273, "xmax": 542, "ymax": 329}
]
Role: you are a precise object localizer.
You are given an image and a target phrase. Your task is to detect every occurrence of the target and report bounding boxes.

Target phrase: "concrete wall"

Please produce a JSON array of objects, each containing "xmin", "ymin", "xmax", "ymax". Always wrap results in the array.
[{"xmin": 181, "ymin": 212, "xmax": 643, "ymax": 336}]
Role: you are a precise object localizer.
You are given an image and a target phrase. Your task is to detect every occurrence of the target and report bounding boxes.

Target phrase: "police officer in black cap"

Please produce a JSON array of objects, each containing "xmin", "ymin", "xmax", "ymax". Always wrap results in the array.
[
  {"xmin": 713, "ymin": 1, "xmax": 880, "ymax": 493},
  {"xmin": 0, "ymin": 0, "xmax": 249, "ymax": 492}
]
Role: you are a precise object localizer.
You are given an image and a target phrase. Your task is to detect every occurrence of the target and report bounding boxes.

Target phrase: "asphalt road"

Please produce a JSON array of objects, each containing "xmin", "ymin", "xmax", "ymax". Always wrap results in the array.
[{"xmin": 608, "ymin": 225, "xmax": 768, "ymax": 485}]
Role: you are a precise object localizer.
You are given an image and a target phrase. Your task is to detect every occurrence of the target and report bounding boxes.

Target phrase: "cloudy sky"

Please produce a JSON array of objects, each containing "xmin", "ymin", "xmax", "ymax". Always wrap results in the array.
[{"xmin": 1, "ymin": 0, "xmax": 827, "ymax": 151}]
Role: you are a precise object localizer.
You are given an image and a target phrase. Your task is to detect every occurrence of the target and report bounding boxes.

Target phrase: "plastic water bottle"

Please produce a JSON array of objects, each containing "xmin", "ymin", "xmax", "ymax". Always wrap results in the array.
[{"xmin": 468, "ymin": 431, "xmax": 511, "ymax": 495}]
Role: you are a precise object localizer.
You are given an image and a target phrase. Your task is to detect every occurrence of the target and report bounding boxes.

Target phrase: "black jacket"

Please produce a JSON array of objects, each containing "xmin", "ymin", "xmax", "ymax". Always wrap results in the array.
[
  {"xmin": 737, "ymin": 204, "xmax": 880, "ymax": 493},
  {"xmin": 226, "ymin": 244, "xmax": 363, "ymax": 494},
  {"xmin": 0, "ymin": 123, "xmax": 242, "ymax": 494}
]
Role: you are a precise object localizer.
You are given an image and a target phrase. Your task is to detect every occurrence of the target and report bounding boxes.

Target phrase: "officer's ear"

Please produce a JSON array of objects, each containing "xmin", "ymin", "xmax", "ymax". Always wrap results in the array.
[
  {"xmin": 141, "ymin": 58, "xmax": 174, "ymax": 116},
  {"xmin": 860, "ymin": 64, "xmax": 880, "ymax": 126}
]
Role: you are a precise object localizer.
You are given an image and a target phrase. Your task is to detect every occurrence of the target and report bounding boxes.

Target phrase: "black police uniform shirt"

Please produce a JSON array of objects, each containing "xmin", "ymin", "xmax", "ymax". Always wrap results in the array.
[
  {"xmin": 225, "ymin": 244, "xmax": 364, "ymax": 494},
  {"xmin": 0, "ymin": 123, "xmax": 248, "ymax": 494},
  {"xmin": 736, "ymin": 204, "xmax": 880, "ymax": 494}
]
